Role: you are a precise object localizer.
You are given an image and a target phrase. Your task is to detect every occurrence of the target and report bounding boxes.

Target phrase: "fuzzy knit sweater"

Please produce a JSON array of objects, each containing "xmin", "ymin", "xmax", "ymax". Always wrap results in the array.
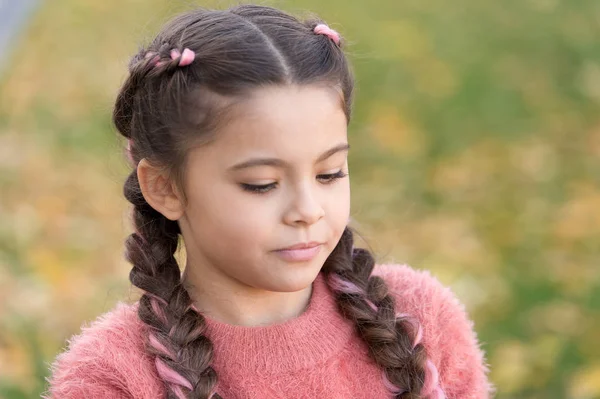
[{"xmin": 43, "ymin": 264, "xmax": 495, "ymax": 398}]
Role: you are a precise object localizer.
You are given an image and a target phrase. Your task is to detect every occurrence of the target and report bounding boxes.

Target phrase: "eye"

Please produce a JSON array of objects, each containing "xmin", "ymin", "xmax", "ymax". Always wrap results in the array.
[
  {"xmin": 240, "ymin": 182, "xmax": 277, "ymax": 194},
  {"xmin": 317, "ymin": 170, "xmax": 348, "ymax": 183},
  {"xmin": 240, "ymin": 170, "xmax": 348, "ymax": 195}
]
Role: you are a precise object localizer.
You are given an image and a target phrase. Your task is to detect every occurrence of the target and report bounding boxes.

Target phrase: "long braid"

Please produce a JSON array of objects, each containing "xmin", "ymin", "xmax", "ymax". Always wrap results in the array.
[
  {"xmin": 115, "ymin": 49, "xmax": 222, "ymax": 399},
  {"xmin": 323, "ymin": 228, "xmax": 446, "ymax": 398}
]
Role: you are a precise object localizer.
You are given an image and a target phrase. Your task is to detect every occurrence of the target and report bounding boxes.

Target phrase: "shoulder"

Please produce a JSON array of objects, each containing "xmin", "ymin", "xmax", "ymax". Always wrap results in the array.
[
  {"xmin": 42, "ymin": 301, "xmax": 163, "ymax": 399},
  {"xmin": 372, "ymin": 263, "xmax": 496, "ymax": 398},
  {"xmin": 372, "ymin": 264, "xmax": 465, "ymax": 318}
]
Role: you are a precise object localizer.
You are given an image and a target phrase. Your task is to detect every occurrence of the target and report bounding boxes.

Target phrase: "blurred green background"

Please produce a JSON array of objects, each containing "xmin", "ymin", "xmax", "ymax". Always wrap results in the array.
[{"xmin": 1, "ymin": 0, "xmax": 599, "ymax": 398}]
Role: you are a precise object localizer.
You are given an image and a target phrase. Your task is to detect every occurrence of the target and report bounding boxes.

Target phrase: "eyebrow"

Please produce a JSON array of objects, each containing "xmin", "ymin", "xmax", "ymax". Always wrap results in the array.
[{"xmin": 228, "ymin": 143, "xmax": 350, "ymax": 171}]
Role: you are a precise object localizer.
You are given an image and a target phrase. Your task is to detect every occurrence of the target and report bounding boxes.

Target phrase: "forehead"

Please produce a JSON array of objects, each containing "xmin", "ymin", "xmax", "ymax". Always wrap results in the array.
[{"xmin": 204, "ymin": 84, "xmax": 348, "ymax": 164}]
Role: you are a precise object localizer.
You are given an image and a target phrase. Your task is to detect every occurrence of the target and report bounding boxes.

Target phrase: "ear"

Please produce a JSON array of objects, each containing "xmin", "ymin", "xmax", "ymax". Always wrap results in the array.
[{"xmin": 136, "ymin": 158, "xmax": 184, "ymax": 221}]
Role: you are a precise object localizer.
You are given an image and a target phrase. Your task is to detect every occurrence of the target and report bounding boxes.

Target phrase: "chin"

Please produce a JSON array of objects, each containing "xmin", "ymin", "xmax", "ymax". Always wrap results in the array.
[{"xmin": 262, "ymin": 263, "xmax": 324, "ymax": 293}]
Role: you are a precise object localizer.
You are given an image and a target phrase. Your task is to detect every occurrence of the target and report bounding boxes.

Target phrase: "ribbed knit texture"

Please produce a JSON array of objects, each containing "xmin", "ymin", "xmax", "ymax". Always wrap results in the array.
[{"xmin": 43, "ymin": 264, "xmax": 496, "ymax": 398}]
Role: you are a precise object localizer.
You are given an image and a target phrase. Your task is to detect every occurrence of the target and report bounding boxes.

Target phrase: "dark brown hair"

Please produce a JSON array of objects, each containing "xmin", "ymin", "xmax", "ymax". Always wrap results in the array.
[{"xmin": 113, "ymin": 5, "xmax": 429, "ymax": 398}]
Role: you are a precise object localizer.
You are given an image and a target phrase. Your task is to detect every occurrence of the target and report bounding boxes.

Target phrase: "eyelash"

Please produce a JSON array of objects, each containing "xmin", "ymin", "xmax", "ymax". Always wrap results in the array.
[{"xmin": 240, "ymin": 170, "xmax": 348, "ymax": 194}]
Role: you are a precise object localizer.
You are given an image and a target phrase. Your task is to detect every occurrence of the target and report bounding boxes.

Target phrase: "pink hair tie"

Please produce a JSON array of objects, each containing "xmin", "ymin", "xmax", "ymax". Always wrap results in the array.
[
  {"xmin": 313, "ymin": 24, "xmax": 341, "ymax": 46},
  {"xmin": 147, "ymin": 47, "xmax": 196, "ymax": 67},
  {"xmin": 170, "ymin": 48, "xmax": 195, "ymax": 66}
]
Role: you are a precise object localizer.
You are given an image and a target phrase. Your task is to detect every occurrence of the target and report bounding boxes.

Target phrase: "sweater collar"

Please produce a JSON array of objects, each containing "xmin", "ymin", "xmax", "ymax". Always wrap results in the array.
[{"xmin": 202, "ymin": 271, "xmax": 356, "ymax": 374}]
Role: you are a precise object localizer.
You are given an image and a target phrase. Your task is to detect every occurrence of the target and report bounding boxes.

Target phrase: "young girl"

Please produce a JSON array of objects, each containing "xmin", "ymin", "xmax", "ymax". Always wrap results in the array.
[{"xmin": 43, "ymin": 4, "xmax": 494, "ymax": 399}]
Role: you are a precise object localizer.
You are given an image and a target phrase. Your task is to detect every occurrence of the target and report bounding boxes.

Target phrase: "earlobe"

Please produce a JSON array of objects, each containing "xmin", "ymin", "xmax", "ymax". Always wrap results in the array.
[{"xmin": 136, "ymin": 158, "xmax": 184, "ymax": 221}]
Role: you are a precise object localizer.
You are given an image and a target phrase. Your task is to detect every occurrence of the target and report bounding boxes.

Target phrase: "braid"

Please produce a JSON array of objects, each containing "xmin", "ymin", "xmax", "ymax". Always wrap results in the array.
[
  {"xmin": 323, "ymin": 228, "xmax": 445, "ymax": 398},
  {"xmin": 116, "ymin": 42, "xmax": 224, "ymax": 396},
  {"xmin": 122, "ymin": 171, "xmax": 222, "ymax": 399},
  {"xmin": 114, "ymin": 41, "xmax": 196, "ymax": 143},
  {"xmin": 113, "ymin": 49, "xmax": 155, "ymax": 139}
]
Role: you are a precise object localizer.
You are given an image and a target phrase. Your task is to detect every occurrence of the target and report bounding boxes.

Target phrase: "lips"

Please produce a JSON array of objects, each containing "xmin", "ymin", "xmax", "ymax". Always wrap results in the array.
[
  {"xmin": 273, "ymin": 242, "xmax": 323, "ymax": 262},
  {"xmin": 277, "ymin": 241, "xmax": 322, "ymax": 251}
]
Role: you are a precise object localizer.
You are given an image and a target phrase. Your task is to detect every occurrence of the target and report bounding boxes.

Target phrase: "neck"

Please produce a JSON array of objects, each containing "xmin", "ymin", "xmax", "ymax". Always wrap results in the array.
[{"xmin": 181, "ymin": 260, "xmax": 314, "ymax": 327}]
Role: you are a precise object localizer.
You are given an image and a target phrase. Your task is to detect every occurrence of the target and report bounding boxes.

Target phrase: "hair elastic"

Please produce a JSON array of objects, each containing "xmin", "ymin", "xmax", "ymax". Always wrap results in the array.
[
  {"xmin": 145, "ymin": 47, "xmax": 196, "ymax": 67},
  {"xmin": 313, "ymin": 24, "xmax": 341, "ymax": 46},
  {"xmin": 170, "ymin": 48, "xmax": 195, "ymax": 66}
]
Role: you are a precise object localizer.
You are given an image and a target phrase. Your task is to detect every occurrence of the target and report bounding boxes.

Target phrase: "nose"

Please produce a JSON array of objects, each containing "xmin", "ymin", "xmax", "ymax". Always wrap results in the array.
[{"xmin": 283, "ymin": 182, "xmax": 325, "ymax": 226}]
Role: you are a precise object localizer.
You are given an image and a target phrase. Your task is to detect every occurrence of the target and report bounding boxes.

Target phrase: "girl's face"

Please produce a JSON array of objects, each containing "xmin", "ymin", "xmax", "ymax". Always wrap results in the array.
[{"xmin": 178, "ymin": 84, "xmax": 350, "ymax": 295}]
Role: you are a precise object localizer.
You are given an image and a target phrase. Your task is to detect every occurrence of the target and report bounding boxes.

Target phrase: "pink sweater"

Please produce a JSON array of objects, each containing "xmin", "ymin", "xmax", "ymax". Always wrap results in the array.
[{"xmin": 43, "ymin": 264, "xmax": 495, "ymax": 398}]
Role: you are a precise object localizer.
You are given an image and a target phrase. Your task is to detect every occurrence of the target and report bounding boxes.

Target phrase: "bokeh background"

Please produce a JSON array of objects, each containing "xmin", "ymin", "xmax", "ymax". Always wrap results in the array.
[{"xmin": 1, "ymin": 0, "xmax": 599, "ymax": 398}]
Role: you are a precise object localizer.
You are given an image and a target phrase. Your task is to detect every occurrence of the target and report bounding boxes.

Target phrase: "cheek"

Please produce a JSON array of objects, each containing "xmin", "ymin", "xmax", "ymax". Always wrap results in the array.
[
  {"xmin": 186, "ymin": 181, "xmax": 266, "ymax": 241},
  {"xmin": 325, "ymin": 180, "xmax": 351, "ymax": 230},
  {"xmin": 209, "ymin": 190, "xmax": 276, "ymax": 241}
]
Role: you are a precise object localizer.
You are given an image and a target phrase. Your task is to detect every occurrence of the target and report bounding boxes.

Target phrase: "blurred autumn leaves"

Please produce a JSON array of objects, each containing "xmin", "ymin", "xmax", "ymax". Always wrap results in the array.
[{"xmin": 1, "ymin": 0, "xmax": 599, "ymax": 398}]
